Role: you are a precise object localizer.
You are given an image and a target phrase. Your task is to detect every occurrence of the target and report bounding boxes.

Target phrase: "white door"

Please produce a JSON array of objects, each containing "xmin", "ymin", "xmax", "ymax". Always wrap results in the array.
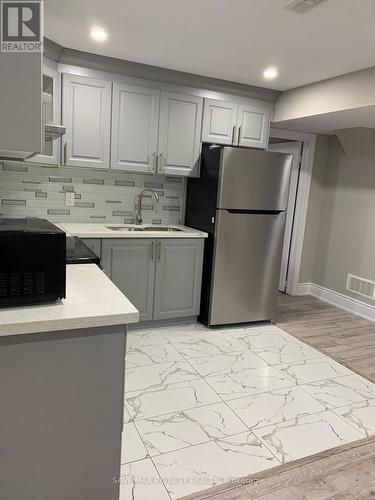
[
  {"xmin": 237, "ymin": 105, "xmax": 271, "ymax": 149},
  {"xmin": 111, "ymin": 83, "xmax": 160, "ymax": 173},
  {"xmin": 62, "ymin": 74, "xmax": 112, "ymax": 169},
  {"xmin": 268, "ymin": 141, "xmax": 302, "ymax": 292},
  {"xmin": 28, "ymin": 66, "xmax": 60, "ymax": 165},
  {"xmin": 158, "ymin": 92, "xmax": 203, "ymax": 176},
  {"xmin": 201, "ymin": 98, "xmax": 238, "ymax": 145}
]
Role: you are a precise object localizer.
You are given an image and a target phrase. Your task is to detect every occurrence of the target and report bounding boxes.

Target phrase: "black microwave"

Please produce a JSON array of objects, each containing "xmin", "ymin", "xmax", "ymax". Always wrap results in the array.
[{"xmin": 0, "ymin": 218, "xmax": 66, "ymax": 307}]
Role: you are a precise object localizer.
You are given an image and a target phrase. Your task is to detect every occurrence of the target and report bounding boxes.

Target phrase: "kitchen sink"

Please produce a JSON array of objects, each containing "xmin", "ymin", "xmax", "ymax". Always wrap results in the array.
[
  {"xmin": 142, "ymin": 226, "xmax": 183, "ymax": 232},
  {"xmin": 106, "ymin": 225, "xmax": 184, "ymax": 232},
  {"xmin": 106, "ymin": 226, "xmax": 138, "ymax": 231}
]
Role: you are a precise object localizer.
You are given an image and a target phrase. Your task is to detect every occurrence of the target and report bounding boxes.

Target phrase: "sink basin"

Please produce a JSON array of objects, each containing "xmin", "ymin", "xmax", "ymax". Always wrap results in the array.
[
  {"xmin": 142, "ymin": 226, "xmax": 184, "ymax": 232},
  {"xmin": 106, "ymin": 225, "xmax": 184, "ymax": 232},
  {"xmin": 106, "ymin": 226, "xmax": 138, "ymax": 232}
]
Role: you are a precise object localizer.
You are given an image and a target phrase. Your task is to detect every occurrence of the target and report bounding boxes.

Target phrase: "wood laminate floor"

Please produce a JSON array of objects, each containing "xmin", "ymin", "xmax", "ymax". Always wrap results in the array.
[{"xmin": 183, "ymin": 294, "xmax": 375, "ymax": 500}]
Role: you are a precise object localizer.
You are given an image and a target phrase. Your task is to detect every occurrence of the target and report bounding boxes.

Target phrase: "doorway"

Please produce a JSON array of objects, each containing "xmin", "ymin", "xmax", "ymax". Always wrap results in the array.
[{"xmin": 268, "ymin": 141, "xmax": 303, "ymax": 292}]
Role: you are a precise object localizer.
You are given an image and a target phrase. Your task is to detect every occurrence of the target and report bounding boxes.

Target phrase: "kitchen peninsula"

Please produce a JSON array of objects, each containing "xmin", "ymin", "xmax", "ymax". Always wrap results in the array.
[{"xmin": 0, "ymin": 263, "xmax": 138, "ymax": 500}]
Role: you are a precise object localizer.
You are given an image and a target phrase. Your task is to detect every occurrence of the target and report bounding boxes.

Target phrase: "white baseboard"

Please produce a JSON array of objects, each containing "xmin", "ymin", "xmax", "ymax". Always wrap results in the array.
[
  {"xmin": 296, "ymin": 282, "xmax": 375, "ymax": 323},
  {"xmin": 294, "ymin": 282, "xmax": 313, "ymax": 296}
]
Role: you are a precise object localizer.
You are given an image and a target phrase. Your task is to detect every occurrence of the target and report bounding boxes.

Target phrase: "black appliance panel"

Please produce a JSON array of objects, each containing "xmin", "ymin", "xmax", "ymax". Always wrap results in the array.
[
  {"xmin": 185, "ymin": 144, "xmax": 221, "ymax": 234},
  {"xmin": 0, "ymin": 218, "xmax": 66, "ymax": 307},
  {"xmin": 66, "ymin": 237, "xmax": 100, "ymax": 266}
]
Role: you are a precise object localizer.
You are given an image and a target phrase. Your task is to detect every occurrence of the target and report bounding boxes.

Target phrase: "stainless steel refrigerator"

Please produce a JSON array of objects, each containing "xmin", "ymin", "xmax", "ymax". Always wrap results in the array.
[{"xmin": 186, "ymin": 145, "xmax": 292, "ymax": 326}]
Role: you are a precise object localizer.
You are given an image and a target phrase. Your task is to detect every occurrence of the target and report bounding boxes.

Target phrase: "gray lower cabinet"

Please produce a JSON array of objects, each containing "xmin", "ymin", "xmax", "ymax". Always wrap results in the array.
[
  {"xmin": 0, "ymin": 325, "xmax": 126, "ymax": 500},
  {"xmin": 101, "ymin": 238, "xmax": 204, "ymax": 322},
  {"xmin": 154, "ymin": 239, "xmax": 204, "ymax": 320},
  {"xmin": 102, "ymin": 239, "xmax": 155, "ymax": 321}
]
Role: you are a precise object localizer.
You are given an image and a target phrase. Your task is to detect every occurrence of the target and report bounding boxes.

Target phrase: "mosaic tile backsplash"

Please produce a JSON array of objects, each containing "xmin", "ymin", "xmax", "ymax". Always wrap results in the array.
[{"xmin": 0, "ymin": 162, "xmax": 186, "ymax": 225}]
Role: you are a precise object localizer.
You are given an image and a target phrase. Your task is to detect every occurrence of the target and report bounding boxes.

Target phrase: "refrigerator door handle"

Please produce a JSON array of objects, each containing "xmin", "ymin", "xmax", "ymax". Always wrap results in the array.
[{"xmin": 226, "ymin": 209, "xmax": 285, "ymax": 215}]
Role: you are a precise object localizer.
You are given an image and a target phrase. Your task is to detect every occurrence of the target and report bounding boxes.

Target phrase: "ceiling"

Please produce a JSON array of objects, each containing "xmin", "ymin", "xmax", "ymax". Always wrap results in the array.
[{"xmin": 45, "ymin": 0, "xmax": 375, "ymax": 91}]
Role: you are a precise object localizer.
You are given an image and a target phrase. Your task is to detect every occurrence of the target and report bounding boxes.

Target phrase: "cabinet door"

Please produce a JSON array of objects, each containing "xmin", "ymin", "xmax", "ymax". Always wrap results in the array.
[
  {"xmin": 201, "ymin": 98, "xmax": 238, "ymax": 145},
  {"xmin": 154, "ymin": 239, "xmax": 204, "ymax": 320},
  {"xmin": 28, "ymin": 66, "xmax": 60, "ymax": 165},
  {"xmin": 102, "ymin": 239, "xmax": 155, "ymax": 322},
  {"xmin": 158, "ymin": 92, "xmax": 203, "ymax": 177},
  {"xmin": 111, "ymin": 83, "xmax": 160, "ymax": 173},
  {"xmin": 237, "ymin": 104, "xmax": 271, "ymax": 149},
  {"xmin": 62, "ymin": 74, "xmax": 111, "ymax": 169}
]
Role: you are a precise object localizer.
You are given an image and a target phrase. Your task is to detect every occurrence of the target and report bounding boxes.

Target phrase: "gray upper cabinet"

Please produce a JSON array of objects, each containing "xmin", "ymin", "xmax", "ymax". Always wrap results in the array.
[
  {"xmin": 154, "ymin": 239, "xmax": 204, "ymax": 320},
  {"xmin": 101, "ymin": 238, "xmax": 204, "ymax": 322},
  {"xmin": 0, "ymin": 51, "xmax": 42, "ymax": 160},
  {"xmin": 60, "ymin": 70, "xmax": 272, "ymax": 173},
  {"xmin": 101, "ymin": 239, "xmax": 155, "ymax": 322},
  {"xmin": 62, "ymin": 74, "xmax": 112, "ymax": 169},
  {"xmin": 237, "ymin": 104, "xmax": 271, "ymax": 149},
  {"xmin": 111, "ymin": 83, "xmax": 160, "ymax": 173},
  {"xmin": 202, "ymin": 98, "xmax": 271, "ymax": 149},
  {"xmin": 28, "ymin": 65, "xmax": 60, "ymax": 165},
  {"xmin": 158, "ymin": 92, "xmax": 203, "ymax": 177},
  {"xmin": 201, "ymin": 98, "xmax": 238, "ymax": 145}
]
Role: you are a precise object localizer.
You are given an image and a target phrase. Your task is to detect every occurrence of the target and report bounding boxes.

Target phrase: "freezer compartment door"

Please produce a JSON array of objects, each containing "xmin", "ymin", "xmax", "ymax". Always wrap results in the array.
[
  {"xmin": 209, "ymin": 210, "xmax": 286, "ymax": 326},
  {"xmin": 218, "ymin": 147, "xmax": 292, "ymax": 210}
]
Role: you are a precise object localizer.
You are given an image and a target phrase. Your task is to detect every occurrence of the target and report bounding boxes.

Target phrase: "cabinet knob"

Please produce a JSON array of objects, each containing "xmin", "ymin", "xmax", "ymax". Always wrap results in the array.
[{"xmin": 157, "ymin": 153, "xmax": 163, "ymax": 173}]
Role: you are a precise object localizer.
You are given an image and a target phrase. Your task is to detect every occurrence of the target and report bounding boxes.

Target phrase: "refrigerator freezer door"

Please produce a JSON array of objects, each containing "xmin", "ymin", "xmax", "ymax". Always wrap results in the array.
[
  {"xmin": 218, "ymin": 147, "xmax": 292, "ymax": 210},
  {"xmin": 209, "ymin": 210, "xmax": 286, "ymax": 326}
]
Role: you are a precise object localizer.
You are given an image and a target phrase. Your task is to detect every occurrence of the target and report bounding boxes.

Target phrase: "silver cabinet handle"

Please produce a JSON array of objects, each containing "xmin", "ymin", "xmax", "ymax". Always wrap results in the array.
[
  {"xmin": 150, "ymin": 153, "xmax": 157, "ymax": 172},
  {"xmin": 157, "ymin": 241, "xmax": 161, "ymax": 260},
  {"xmin": 157, "ymin": 153, "xmax": 163, "ymax": 173},
  {"xmin": 231, "ymin": 126, "xmax": 236, "ymax": 145},
  {"xmin": 63, "ymin": 142, "xmax": 67, "ymax": 165},
  {"xmin": 237, "ymin": 126, "xmax": 241, "ymax": 145},
  {"xmin": 150, "ymin": 241, "xmax": 155, "ymax": 260}
]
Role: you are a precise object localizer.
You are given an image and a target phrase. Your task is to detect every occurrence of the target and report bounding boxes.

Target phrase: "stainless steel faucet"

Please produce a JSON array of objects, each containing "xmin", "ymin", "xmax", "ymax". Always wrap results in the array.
[{"xmin": 135, "ymin": 188, "xmax": 160, "ymax": 225}]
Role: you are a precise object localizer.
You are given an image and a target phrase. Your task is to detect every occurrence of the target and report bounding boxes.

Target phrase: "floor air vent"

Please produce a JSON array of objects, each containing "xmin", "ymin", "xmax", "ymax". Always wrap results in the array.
[
  {"xmin": 285, "ymin": 0, "xmax": 327, "ymax": 14},
  {"xmin": 346, "ymin": 273, "xmax": 375, "ymax": 300}
]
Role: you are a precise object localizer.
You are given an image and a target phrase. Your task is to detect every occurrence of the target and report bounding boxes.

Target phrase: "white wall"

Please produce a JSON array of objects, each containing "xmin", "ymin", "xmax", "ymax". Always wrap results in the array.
[
  {"xmin": 300, "ymin": 135, "xmax": 375, "ymax": 307},
  {"xmin": 274, "ymin": 66, "xmax": 375, "ymax": 123}
]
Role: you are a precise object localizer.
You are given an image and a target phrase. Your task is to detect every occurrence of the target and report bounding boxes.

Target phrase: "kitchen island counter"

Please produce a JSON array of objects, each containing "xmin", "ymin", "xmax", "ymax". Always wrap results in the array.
[
  {"xmin": 0, "ymin": 263, "xmax": 138, "ymax": 500},
  {"xmin": 0, "ymin": 263, "xmax": 139, "ymax": 336}
]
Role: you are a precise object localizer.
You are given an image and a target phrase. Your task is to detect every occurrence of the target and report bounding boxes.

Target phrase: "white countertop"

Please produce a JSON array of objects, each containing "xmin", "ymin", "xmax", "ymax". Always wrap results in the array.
[
  {"xmin": 58, "ymin": 222, "xmax": 208, "ymax": 239},
  {"xmin": 0, "ymin": 264, "xmax": 139, "ymax": 337}
]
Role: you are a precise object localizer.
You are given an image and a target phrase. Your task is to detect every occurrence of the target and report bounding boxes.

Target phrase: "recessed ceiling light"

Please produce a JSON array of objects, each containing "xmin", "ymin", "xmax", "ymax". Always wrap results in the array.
[
  {"xmin": 90, "ymin": 28, "xmax": 108, "ymax": 42},
  {"xmin": 263, "ymin": 67, "xmax": 278, "ymax": 80}
]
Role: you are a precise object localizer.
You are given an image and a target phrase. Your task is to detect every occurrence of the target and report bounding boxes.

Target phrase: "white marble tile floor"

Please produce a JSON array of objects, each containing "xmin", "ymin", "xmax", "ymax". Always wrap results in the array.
[{"xmin": 119, "ymin": 323, "xmax": 375, "ymax": 499}]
